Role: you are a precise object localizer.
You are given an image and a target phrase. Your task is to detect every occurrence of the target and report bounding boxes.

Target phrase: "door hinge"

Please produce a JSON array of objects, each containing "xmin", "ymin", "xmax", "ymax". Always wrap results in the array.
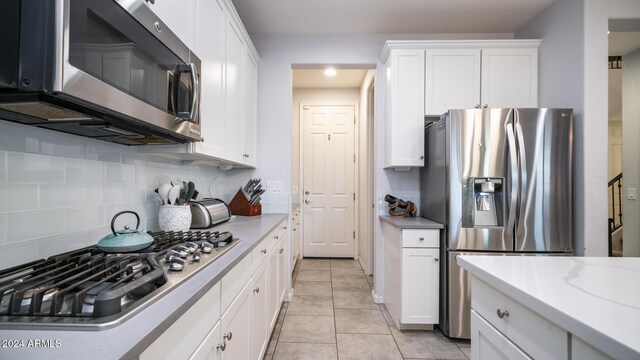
[
  {"xmin": 353, "ymin": 231, "xmax": 355, "ymax": 239},
  {"xmin": 353, "ymin": 193, "xmax": 355, "ymax": 201},
  {"xmin": 354, "ymin": 154, "xmax": 356, "ymax": 163},
  {"xmin": 354, "ymin": 116, "xmax": 356, "ymax": 124},
  {"xmin": 328, "ymin": 134, "xmax": 331, "ymax": 141},
  {"xmin": 303, "ymin": 106, "xmax": 309, "ymax": 110}
]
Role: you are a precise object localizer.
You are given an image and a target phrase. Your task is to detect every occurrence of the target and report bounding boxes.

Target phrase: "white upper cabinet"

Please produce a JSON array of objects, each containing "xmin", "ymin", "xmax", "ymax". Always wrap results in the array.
[
  {"xmin": 381, "ymin": 40, "xmax": 539, "ymax": 169},
  {"xmin": 144, "ymin": 0, "xmax": 196, "ymax": 49},
  {"xmin": 425, "ymin": 49, "xmax": 481, "ymax": 116},
  {"xmin": 243, "ymin": 50, "xmax": 258, "ymax": 167},
  {"xmin": 480, "ymin": 47, "xmax": 538, "ymax": 109},
  {"xmin": 191, "ymin": 0, "xmax": 225, "ymax": 158},
  {"xmin": 223, "ymin": 20, "xmax": 245, "ymax": 164},
  {"xmin": 139, "ymin": 0, "xmax": 259, "ymax": 169},
  {"xmin": 382, "ymin": 49, "xmax": 425, "ymax": 169}
]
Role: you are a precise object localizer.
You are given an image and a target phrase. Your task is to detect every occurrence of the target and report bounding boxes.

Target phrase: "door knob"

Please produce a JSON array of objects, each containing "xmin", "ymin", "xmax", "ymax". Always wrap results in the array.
[
  {"xmin": 305, "ymin": 191, "xmax": 310, "ymax": 195},
  {"xmin": 305, "ymin": 199, "xmax": 310, "ymax": 204}
]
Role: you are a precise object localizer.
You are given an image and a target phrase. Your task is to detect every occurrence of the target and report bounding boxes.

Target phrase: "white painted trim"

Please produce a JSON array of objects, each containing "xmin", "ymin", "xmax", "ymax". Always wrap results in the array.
[
  {"xmin": 285, "ymin": 288, "xmax": 294, "ymax": 302},
  {"xmin": 379, "ymin": 39, "xmax": 541, "ymax": 62}
]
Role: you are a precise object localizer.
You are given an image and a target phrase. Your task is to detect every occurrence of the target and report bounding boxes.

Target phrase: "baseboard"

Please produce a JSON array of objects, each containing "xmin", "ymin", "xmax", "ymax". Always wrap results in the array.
[
  {"xmin": 285, "ymin": 288, "xmax": 294, "ymax": 302},
  {"xmin": 371, "ymin": 289, "xmax": 383, "ymax": 303}
]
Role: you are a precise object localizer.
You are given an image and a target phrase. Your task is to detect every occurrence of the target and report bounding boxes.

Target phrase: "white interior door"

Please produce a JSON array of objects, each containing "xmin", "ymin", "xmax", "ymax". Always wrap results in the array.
[{"xmin": 302, "ymin": 104, "xmax": 356, "ymax": 258}]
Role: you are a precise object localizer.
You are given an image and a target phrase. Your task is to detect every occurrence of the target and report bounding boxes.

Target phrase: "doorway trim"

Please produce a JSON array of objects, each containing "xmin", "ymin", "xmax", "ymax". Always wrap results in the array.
[{"xmin": 299, "ymin": 101, "xmax": 360, "ymax": 259}]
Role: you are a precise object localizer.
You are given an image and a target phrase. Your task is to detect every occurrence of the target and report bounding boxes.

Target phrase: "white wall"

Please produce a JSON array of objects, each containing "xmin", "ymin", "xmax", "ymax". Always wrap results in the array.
[
  {"xmin": 0, "ymin": 121, "xmax": 247, "ymax": 270},
  {"xmin": 358, "ymin": 70, "xmax": 375, "ymax": 274},
  {"xmin": 251, "ymin": 32, "xmax": 513, "ymax": 299},
  {"xmin": 622, "ymin": 49, "xmax": 640, "ymax": 256}
]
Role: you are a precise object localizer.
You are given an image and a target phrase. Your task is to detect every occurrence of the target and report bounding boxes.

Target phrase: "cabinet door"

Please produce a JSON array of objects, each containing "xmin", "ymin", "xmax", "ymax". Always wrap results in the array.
[
  {"xmin": 251, "ymin": 262, "xmax": 269, "ymax": 360},
  {"xmin": 192, "ymin": 0, "xmax": 225, "ymax": 157},
  {"xmin": 401, "ymin": 248, "xmax": 439, "ymax": 324},
  {"xmin": 144, "ymin": 0, "xmax": 195, "ymax": 49},
  {"xmin": 267, "ymin": 244, "xmax": 279, "ymax": 330},
  {"xmin": 480, "ymin": 48, "xmax": 538, "ymax": 108},
  {"xmin": 385, "ymin": 49, "xmax": 425, "ymax": 168},
  {"xmin": 276, "ymin": 236, "xmax": 286, "ymax": 304},
  {"xmin": 190, "ymin": 321, "xmax": 222, "ymax": 360},
  {"xmin": 471, "ymin": 310, "xmax": 532, "ymax": 360},
  {"xmin": 425, "ymin": 49, "xmax": 481, "ymax": 116},
  {"xmin": 242, "ymin": 50, "xmax": 258, "ymax": 166},
  {"xmin": 221, "ymin": 282, "xmax": 252, "ymax": 360},
  {"xmin": 223, "ymin": 19, "xmax": 245, "ymax": 163}
]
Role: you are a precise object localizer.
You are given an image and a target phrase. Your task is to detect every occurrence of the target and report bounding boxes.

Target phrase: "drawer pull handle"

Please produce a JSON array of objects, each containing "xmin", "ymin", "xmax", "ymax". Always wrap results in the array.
[
  {"xmin": 216, "ymin": 342, "xmax": 226, "ymax": 351},
  {"xmin": 496, "ymin": 309, "xmax": 509, "ymax": 319},
  {"xmin": 419, "ymin": 237, "xmax": 425, "ymax": 241},
  {"xmin": 253, "ymin": 287, "xmax": 260, "ymax": 293},
  {"xmin": 224, "ymin": 332, "xmax": 233, "ymax": 341},
  {"xmin": 261, "ymin": 249, "xmax": 267, "ymax": 254}
]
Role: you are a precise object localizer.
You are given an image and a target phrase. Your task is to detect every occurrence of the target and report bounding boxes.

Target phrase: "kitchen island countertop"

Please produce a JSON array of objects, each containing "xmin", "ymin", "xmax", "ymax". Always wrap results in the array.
[
  {"xmin": 458, "ymin": 255, "xmax": 640, "ymax": 360},
  {"xmin": 0, "ymin": 214, "xmax": 288, "ymax": 360},
  {"xmin": 379, "ymin": 215, "xmax": 444, "ymax": 229}
]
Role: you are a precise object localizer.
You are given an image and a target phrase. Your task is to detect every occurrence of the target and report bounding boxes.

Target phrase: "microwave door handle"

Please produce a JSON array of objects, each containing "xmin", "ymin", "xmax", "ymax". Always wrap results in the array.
[
  {"xmin": 172, "ymin": 63, "xmax": 198, "ymax": 123},
  {"xmin": 187, "ymin": 62, "xmax": 199, "ymax": 123}
]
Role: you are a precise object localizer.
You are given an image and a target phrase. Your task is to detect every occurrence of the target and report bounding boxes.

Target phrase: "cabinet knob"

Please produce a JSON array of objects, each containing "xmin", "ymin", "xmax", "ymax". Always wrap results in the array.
[
  {"xmin": 496, "ymin": 308, "xmax": 509, "ymax": 319},
  {"xmin": 419, "ymin": 236, "xmax": 424, "ymax": 241},
  {"xmin": 279, "ymin": 248, "xmax": 284, "ymax": 254},
  {"xmin": 283, "ymin": 226, "xmax": 287, "ymax": 230},
  {"xmin": 153, "ymin": 21, "xmax": 161, "ymax": 33},
  {"xmin": 305, "ymin": 199, "xmax": 310, "ymax": 204},
  {"xmin": 253, "ymin": 287, "xmax": 260, "ymax": 293},
  {"xmin": 305, "ymin": 190, "xmax": 310, "ymax": 195},
  {"xmin": 475, "ymin": 104, "xmax": 481, "ymax": 109},
  {"xmin": 483, "ymin": 104, "xmax": 489, "ymax": 108},
  {"xmin": 274, "ymin": 235, "xmax": 279, "ymax": 239},
  {"xmin": 224, "ymin": 332, "xmax": 233, "ymax": 341},
  {"xmin": 216, "ymin": 342, "xmax": 226, "ymax": 351},
  {"xmin": 419, "ymin": 155, "xmax": 424, "ymax": 160},
  {"xmin": 293, "ymin": 228, "xmax": 297, "ymax": 231},
  {"xmin": 434, "ymin": 257, "xmax": 439, "ymax": 262},
  {"xmin": 261, "ymin": 249, "xmax": 267, "ymax": 254}
]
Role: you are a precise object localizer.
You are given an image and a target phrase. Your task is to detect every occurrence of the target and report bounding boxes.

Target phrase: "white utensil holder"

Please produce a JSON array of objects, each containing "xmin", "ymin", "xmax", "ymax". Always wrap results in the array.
[{"xmin": 158, "ymin": 205, "xmax": 192, "ymax": 232}]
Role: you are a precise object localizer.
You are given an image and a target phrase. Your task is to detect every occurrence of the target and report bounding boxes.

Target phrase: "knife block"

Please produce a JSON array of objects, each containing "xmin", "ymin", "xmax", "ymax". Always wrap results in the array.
[{"xmin": 229, "ymin": 188, "xmax": 262, "ymax": 216}]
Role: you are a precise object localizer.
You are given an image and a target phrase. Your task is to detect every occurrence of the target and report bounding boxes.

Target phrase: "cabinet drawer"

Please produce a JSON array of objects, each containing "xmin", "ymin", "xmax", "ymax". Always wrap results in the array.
[
  {"xmin": 402, "ymin": 229, "xmax": 439, "ymax": 247},
  {"xmin": 252, "ymin": 234, "xmax": 277, "ymax": 274},
  {"xmin": 472, "ymin": 278, "xmax": 568, "ymax": 360},
  {"xmin": 221, "ymin": 254, "xmax": 252, "ymax": 313},
  {"xmin": 141, "ymin": 282, "xmax": 221, "ymax": 360}
]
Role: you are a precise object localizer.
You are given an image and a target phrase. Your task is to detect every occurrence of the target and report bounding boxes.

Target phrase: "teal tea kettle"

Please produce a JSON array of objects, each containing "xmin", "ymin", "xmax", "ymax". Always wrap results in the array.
[{"xmin": 98, "ymin": 211, "xmax": 154, "ymax": 252}]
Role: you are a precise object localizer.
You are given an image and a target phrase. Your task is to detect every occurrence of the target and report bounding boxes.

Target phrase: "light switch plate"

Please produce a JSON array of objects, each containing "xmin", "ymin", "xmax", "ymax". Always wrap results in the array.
[
  {"xmin": 267, "ymin": 181, "xmax": 283, "ymax": 193},
  {"xmin": 628, "ymin": 187, "xmax": 637, "ymax": 200}
]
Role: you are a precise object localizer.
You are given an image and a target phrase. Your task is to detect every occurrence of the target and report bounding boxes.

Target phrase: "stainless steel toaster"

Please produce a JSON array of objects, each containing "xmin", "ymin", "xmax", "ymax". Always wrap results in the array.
[{"xmin": 190, "ymin": 198, "xmax": 231, "ymax": 229}]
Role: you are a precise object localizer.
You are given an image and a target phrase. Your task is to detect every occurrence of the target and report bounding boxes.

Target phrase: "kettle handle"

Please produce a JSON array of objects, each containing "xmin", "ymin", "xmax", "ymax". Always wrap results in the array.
[{"xmin": 111, "ymin": 211, "xmax": 141, "ymax": 236}]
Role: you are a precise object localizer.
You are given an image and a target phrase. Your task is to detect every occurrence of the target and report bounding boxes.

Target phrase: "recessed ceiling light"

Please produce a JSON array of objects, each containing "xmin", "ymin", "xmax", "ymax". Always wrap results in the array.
[{"xmin": 324, "ymin": 68, "xmax": 337, "ymax": 77}]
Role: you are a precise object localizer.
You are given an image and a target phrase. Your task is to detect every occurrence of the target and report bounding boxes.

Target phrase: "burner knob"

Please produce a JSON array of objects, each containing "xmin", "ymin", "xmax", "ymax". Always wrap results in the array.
[
  {"xmin": 192, "ymin": 252, "xmax": 201, "ymax": 262},
  {"xmin": 165, "ymin": 250, "xmax": 181, "ymax": 261},
  {"xmin": 201, "ymin": 243, "xmax": 213, "ymax": 253},
  {"xmin": 167, "ymin": 256, "xmax": 185, "ymax": 271},
  {"xmin": 186, "ymin": 242, "xmax": 199, "ymax": 252},
  {"xmin": 176, "ymin": 246, "xmax": 189, "ymax": 257}
]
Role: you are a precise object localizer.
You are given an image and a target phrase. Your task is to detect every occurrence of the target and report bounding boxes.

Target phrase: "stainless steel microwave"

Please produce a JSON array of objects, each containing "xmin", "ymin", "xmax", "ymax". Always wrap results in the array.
[{"xmin": 0, "ymin": 0, "xmax": 201, "ymax": 145}]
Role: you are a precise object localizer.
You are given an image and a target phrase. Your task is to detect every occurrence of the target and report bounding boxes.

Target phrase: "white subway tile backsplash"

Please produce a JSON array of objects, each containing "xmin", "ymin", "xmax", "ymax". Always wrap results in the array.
[
  {"xmin": 0, "ymin": 215, "xmax": 6, "ymax": 245},
  {"xmin": 0, "ymin": 184, "xmax": 38, "ymax": 213},
  {"xmin": 0, "ymin": 241, "xmax": 39, "ymax": 270},
  {"xmin": 103, "ymin": 184, "xmax": 123, "ymax": 204},
  {"xmin": 65, "ymin": 206, "xmax": 105, "ymax": 232},
  {"xmin": 0, "ymin": 151, "xmax": 5, "ymax": 182},
  {"xmin": 86, "ymin": 183, "xmax": 105, "ymax": 205},
  {"xmin": 105, "ymin": 162, "xmax": 135, "ymax": 184},
  {"xmin": 38, "ymin": 129, "xmax": 88, "ymax": 159},
  {"xmin": 37, "ymin": 231, "xmax": 87, "ymax": 259},
  {"xmin": 86, "ymin": 139, "xmax": 122, "ymax": 163},
  {"xmin": 7, "ymin": 152, "xmax": 65, "ymax": 183},
  {"xmin": 7, "ymin": 210, "xmax": 66, "ymax": 243},
  {"xmin": 0, "ymin": 121, "xmax": 40, "ymax": 153},
  {"xmin": 40, "ymin": 183, "xmax": 87, "ymax": 209},
  {"xmin": 65, "ymin": 158, "xmax": 104, "ymax": 183}
]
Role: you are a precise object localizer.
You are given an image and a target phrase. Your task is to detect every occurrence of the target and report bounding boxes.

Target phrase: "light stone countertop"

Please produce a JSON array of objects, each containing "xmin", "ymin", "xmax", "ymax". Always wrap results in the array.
[
  {"xmin": 0, "ymin": 214, "xmax": 288, "ymax": 360},
  {"xmin": 379, "ymin": 215, "xmax": 444, "ymax": 229},
  {"xmin": 457, "ymin": 255, "xmax": 640, "ymax": 360}
]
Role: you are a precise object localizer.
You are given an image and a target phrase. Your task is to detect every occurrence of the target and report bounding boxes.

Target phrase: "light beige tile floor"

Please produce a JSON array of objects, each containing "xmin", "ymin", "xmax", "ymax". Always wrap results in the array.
[{"xmin": 265, "ymin": 258, "xmax": 470, "ymax": 360}]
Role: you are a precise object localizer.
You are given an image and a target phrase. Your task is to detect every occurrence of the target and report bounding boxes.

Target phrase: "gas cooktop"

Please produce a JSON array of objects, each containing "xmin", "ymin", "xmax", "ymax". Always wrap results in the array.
[{"xmin": 0, "ymin": 230, "xmax": 238, "ymax": 328}]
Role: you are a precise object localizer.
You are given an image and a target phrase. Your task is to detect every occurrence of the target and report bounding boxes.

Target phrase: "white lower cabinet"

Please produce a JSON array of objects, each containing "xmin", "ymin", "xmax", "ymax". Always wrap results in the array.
[
  {"xmin": 220, "ymin": 282, "xmax": 252, "ymax": 360},
  {"xmin": 471, "ymin": 310, "xmax": 531, "ymax": 360},
  {"xmin": 383, "ymin": 223, "xmax": 439, "ymax": 329},
  {"xmin": 141, "ymin": 219, "xmax": 289, "ymax": 360},
  {"xmin": 251, "ymin": 261, "xmax": 269, "ymax": 360}
]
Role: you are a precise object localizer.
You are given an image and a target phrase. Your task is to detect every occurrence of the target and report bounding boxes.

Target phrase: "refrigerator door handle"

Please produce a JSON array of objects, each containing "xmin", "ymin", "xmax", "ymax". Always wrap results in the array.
[
  {"xmin": 515, "ymin": 121, "xmax": 528, "ymax": 245},
  {"xmin": 505, "ymin": 123, "xmax": 518, "ymax": 240}
]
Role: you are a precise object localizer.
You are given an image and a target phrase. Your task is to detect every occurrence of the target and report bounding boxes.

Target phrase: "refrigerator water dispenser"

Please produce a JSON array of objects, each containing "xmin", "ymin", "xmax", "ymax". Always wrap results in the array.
[{"xmin": 472, "ymin": 178, "xmax": 503, "ymax": 227}]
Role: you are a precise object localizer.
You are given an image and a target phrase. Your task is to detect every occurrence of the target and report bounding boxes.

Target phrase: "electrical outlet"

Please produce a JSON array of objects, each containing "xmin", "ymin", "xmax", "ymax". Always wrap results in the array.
[{"xmin": 267, "ymin": 181, "xmax": 284, "ymax": 193}]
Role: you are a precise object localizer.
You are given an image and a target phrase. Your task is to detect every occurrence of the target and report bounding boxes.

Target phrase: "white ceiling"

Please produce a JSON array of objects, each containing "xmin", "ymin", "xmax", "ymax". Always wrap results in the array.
[
  {"xmin": 230, "ymin": 0, "xmax": 556, "ymax": 35},
  {"xmin": 609, "ymin": 32, "xmax": 640, "ymax": 56},
  {"xmin": 292, "ymin": 69, "xmax": 367, "ymax": 88}
]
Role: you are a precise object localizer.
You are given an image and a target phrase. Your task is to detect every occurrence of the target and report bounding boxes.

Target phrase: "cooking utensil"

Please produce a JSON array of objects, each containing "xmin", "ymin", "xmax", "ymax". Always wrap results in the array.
[
  {"xmin": 168, "ymin": 185, "xmax": 181, "ymax": 205},
  {"xmin": 97, "ymin": 211, "xmax": 154, "ymax": 252},
  {"xmin": 184, "ymin": 181, "xmax": 196, "ymax": 204},
  {"xmin": 158, "ymin": 183, "xmax": 172, "ymax": 205}
]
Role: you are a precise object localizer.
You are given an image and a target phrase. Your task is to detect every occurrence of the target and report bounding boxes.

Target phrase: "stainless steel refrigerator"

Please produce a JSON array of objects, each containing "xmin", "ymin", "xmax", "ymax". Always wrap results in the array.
[{"xmin": 420, "ymin": 108, "xmax": 574, "ymax": 339}]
